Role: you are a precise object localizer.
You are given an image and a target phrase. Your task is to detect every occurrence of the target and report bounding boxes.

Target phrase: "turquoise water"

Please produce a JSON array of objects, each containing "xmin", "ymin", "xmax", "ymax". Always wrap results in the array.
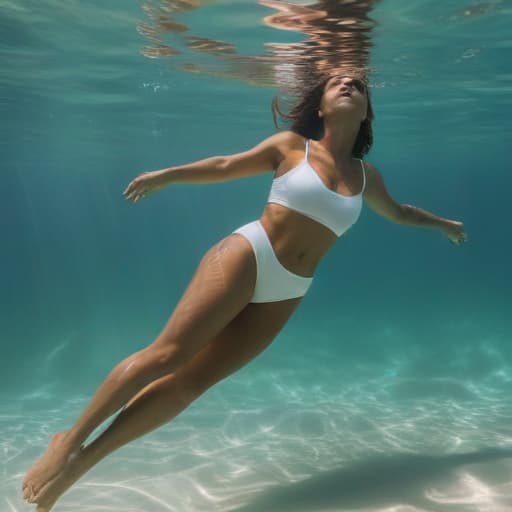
[{"xmin": 2, "ymin": 1, "xmax": 512, "ymax": 510}]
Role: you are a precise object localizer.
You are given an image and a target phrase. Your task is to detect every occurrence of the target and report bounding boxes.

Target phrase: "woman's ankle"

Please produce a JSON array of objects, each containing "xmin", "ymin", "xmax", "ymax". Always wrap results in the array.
[{"xmin": 58, "ymin": 431, "xmax": 85, "ymax": 454}]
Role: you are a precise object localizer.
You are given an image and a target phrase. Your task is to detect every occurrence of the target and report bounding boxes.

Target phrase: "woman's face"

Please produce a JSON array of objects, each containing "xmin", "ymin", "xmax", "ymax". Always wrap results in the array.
[{"xmin": 320, "ymin": 75, "xmax": 368, "ymax": 122}]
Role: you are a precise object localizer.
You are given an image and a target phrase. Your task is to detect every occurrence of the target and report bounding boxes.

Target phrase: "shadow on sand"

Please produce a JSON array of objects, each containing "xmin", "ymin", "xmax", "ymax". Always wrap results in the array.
[{"xmin": 233, "ymin": 447, "xmax": 512, "ymax": 511}]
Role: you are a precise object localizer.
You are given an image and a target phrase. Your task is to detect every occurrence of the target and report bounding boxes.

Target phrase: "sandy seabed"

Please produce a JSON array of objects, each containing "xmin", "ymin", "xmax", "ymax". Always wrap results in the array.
[{"xmin": 3, "ymin": 365, "xmax": 512, "ymax": 512}]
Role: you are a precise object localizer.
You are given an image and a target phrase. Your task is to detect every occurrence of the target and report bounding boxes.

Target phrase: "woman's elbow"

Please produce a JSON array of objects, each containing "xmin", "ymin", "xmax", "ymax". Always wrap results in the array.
[
  {"xmin": 216, "ymin": 156, "xmax": 235, "ymax": 180},
  {"xmin": 396, "ymin": 204, "xmax": 422, "ymax": 225},
  {"xmin": 392, "ymin": 204, "xmax": 409, "ymax": 225}
]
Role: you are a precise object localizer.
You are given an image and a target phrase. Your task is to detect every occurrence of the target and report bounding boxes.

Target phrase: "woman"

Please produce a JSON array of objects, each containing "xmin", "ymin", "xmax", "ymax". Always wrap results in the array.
[{"xmin": 22, "ymin": 74, "xmax": 468, "ymax": 511}]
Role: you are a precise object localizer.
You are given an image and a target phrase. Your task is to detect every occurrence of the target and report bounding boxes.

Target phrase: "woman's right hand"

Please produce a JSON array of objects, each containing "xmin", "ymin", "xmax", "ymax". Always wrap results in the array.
[
  {"xmin": 123, "ymin": 170, "xmax": 168, "ymax": 203},
  {"xmin": 443, "ymin": 220, "xmax": 469, "ymax": 246}
]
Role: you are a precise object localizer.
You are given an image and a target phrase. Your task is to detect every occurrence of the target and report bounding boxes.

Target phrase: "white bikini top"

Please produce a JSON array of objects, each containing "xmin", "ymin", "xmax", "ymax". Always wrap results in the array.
[{"xmin": 267, "ymin": 139, "xmax": 366, "ymax": 237}]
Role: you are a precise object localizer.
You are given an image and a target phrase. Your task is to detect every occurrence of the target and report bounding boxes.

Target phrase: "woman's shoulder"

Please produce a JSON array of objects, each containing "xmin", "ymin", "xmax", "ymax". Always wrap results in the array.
[
  {"xmin": 360, "ymin": 161, "xmax": 392, "ymax": 195},
  {"xmin": 270, "ymin": 130, "xmax": 306, "ymax": 153},
  {"xmin": 259, "ymin": 131, "xmax": 305, "ymax": 159},
  {"xmin": 270, "ymin": 130, "xmax": 304, "ymax": 145}
]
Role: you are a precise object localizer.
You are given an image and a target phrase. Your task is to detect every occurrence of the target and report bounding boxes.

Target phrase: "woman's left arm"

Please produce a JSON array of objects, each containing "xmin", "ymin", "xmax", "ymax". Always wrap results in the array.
[{"xmin": 363, "ymin": 162, "xmax": 469, "ymax": 246}]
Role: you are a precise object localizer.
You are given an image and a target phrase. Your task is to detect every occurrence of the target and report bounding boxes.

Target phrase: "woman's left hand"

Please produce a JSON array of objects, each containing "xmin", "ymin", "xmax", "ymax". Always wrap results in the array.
[{"xmin": 443, "ymin": 220, "xmax": 469, "ymax": 246}]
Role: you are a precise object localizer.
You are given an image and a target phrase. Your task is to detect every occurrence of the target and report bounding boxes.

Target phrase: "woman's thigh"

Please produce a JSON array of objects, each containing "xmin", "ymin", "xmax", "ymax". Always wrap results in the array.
[
  {"xmin": 173, "ymin": 296, "xmax": 304, "ymax": 398},
  {"xmin": 150, "ymin": 234, "xmax": 257, "ymax": 364}
]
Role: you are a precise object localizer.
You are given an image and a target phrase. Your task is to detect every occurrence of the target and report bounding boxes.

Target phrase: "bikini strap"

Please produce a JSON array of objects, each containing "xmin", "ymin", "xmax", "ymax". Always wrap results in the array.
[
  {"xmin": 360, "ymin": 159, "xmax": 366, "ymax": 193},
  {"xmin": 305, "ymin": 139, "xmax": 309, "ymax": 160}
]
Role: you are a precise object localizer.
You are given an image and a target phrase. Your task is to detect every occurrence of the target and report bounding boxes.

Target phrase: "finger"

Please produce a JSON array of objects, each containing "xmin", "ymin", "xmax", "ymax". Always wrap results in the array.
[
  {"xmin": 124, "ymin": 181, "xmax": 138, "ymax": 194},
  {"xmin": 126, "ymin": 177, "xmax": 143, "ymax": 193},
  {"xmin": 126, "ymin": 189, "xmax": 142, "ymax": 201},
  {"xmin": 123, "ymin": 186, "xmax": 137, "ymax": 198}
]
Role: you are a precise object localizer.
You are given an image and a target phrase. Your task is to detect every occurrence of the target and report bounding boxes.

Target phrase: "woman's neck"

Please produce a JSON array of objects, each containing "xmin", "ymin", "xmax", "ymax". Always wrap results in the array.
[{"xmin": 319, "ymin": 117, "xmax": 360, "ymax": 161}]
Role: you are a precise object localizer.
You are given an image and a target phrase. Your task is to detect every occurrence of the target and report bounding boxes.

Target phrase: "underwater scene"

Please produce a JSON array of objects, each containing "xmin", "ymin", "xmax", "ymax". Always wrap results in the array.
[{"xmin": 1, "ymin": 0, "xmax": 512, "ymax": 510}]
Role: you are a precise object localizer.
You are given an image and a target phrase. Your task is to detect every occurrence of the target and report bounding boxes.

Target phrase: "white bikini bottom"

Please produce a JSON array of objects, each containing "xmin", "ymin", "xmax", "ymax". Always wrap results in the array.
[{"xmin": 232, "ymin": 220, "xmax": 314, "ymax": 303}]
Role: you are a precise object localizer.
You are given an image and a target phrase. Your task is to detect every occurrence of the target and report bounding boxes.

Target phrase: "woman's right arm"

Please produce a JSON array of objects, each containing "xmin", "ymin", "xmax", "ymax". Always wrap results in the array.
[{"xmin": 123, "ymin": 131, "xmax": 296, "ymax": 203}]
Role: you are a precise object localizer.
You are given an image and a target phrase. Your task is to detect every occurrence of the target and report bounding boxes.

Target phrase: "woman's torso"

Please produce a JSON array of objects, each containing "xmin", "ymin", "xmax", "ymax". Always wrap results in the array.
[{"xmin": 258, "ymin": 138, "xmax": 366, "ymax": 277}]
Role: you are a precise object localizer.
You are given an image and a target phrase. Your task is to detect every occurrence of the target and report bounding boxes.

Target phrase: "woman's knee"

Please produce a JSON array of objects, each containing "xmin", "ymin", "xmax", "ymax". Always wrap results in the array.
[{"xmin": 134, "ymin": 344, "xmax": 189, "ymax": 381}]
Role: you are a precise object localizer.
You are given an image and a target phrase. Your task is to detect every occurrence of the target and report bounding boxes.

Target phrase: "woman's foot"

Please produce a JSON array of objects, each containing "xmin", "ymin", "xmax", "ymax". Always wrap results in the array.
[
  {"xmin": 22, "ymin": 432, "xmax": 80, "ymax": 503},
  {"xmin": 27, "ymin": 445, "xmax": 88, "ymax": 512}
]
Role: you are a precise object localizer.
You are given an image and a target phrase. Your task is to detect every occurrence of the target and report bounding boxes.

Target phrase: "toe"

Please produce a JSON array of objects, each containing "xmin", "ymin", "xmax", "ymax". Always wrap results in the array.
[
  {"xmin": 25, "ymin": 484, "xmax": 36, "ymax": 501},
  {"xmin": 31, "ymin": 479, "xmax": 53, "ymax": 505},
  {"xmin": 31, "ymin": 484, "xmax": 38, "ymax": 497},
  {"xmin": 22, "ymin": 478, "xmax": 32, "ymax": 496}
]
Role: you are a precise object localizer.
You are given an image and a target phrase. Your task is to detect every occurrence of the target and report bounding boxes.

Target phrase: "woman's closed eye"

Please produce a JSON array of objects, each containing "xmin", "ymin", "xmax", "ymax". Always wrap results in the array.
[{"xmin": 351, "ymin": 79, "xmax": 366, "ymax": 93}]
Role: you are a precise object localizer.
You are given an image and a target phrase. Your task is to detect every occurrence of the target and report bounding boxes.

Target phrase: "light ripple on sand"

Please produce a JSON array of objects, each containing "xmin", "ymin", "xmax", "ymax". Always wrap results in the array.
[{"xmin": 3, "ymin": 369, "xmax": 512, "ymax": 511}]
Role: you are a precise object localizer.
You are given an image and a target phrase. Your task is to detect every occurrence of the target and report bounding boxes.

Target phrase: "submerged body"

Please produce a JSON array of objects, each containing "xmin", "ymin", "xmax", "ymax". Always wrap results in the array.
[
  {"xmin": 22, "ymin": 75, "xmax": 468, "ymax": 511},
  {"xmin": 234, "ymin": 137, "xmax": 367, "ymax": 302}
]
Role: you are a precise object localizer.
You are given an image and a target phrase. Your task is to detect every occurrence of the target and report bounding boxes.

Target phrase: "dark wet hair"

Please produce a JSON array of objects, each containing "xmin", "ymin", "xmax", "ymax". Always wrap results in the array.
[{"xmin": 271, "ymin": 75, "xmax": 374, "ymax": 158}]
